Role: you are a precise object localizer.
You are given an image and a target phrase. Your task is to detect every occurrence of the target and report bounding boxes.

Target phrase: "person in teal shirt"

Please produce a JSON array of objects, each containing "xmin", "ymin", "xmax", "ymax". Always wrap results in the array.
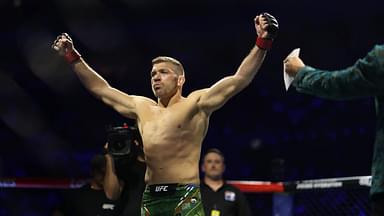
[{"xmin": 284, "ymin": 44, "xmax": 384, "ymax": 216}]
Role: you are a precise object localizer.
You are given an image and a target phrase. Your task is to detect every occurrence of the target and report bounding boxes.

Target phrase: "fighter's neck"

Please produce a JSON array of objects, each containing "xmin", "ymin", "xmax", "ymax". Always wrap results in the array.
[{"xmin": 158, "ymin": 93, "xmax": 183, "ymax": 107}]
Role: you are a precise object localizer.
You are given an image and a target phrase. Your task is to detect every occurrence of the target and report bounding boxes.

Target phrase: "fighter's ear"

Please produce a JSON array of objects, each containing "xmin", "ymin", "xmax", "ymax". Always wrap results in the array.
[{"xmin": 177, "ymin": 75, "xmax": 185, "ymax": 86}]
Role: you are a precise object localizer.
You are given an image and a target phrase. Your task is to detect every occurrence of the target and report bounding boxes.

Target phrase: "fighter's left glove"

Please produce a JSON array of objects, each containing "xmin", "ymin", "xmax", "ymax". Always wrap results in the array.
[{"xmin": 256, "ymin": 13, "xmax": 279, "ymax": 50}]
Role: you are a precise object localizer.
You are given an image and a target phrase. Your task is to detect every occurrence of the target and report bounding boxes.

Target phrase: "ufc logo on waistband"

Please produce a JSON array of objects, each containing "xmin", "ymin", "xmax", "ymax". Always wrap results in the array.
[{"xmin": 155, "ymin": 185, "xmax": 168, "ymax": 192}]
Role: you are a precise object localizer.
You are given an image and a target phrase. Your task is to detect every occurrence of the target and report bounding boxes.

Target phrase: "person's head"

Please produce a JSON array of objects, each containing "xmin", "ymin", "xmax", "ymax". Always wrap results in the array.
[
  {"xmin": 150, "ymin": 56, "xmax": 185, "ymax": 99},
  {"xmin": 90, "ymin": 154, "xmax": 106, "ymax": 188},
  {"xmin": 201, "ymin": 148, "xmax": 226, "ymax": 181}
]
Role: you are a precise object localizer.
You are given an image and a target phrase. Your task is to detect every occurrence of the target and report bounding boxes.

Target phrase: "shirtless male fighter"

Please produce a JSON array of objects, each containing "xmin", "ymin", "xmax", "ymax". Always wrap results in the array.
[{"xmin": 52, "ymin": 12, "xmax": 278, "ymax": 215}]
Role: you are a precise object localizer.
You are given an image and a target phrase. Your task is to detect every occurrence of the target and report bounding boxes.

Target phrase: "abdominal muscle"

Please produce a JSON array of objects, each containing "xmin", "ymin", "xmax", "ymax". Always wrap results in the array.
[{"xmin": 143, "ymin": 136, "xmax": 203, "ymax": 185}]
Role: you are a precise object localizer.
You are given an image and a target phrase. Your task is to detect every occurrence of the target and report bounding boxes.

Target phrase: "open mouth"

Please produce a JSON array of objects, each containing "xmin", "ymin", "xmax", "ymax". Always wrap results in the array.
[{"xmin": 153, "ymin": 84, "xmax": 161, "ymax": 90}]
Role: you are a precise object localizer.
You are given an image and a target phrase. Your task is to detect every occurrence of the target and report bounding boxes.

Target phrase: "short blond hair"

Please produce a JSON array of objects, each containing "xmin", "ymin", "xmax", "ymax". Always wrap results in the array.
[{"xmin": 152, "ymin": 56, "xmax": 185, "ymax": 76}]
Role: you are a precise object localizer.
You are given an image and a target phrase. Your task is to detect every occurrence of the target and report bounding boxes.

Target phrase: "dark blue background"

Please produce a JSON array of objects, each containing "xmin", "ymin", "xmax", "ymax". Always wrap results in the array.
[{"xmin": 0, "ymin": 0, "xmax": 382, "ymax": 215}]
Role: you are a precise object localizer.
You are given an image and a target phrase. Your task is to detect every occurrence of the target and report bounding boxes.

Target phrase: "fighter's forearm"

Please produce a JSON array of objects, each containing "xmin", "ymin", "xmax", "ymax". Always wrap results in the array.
[
  {"xmin": 197, "ymin": 45, "xmax": 267, "ymax": 112},
  {"xmin": 72, "ymin": 58, "xmax": 110, "ymax": 96},
  {"xmin": 234, "ymin": 45, "xmax": 267, "ymax": 86},
  {"xmin": 232, "ymin": 12, "xmax": 277, "ymax": 85},
  {"xmin": 53, "ymin": 34, "xmax": 114, "ymax": 98}
]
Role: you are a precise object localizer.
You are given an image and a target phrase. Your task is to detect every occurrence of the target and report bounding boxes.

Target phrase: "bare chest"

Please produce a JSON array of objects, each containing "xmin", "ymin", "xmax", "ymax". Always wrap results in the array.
[{"xmin": 141, "ymin": 108, "xmax": 192, "ymax": 139}]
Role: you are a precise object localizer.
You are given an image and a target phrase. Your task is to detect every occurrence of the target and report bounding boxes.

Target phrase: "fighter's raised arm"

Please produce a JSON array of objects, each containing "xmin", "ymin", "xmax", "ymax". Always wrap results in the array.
[
  {"xmin": 52, "ymin": 33, "xmax": 151, "ymax": 119},
  {"xmin": 197, "ymin": 13, "xmax": 279, "ymax": 114}
]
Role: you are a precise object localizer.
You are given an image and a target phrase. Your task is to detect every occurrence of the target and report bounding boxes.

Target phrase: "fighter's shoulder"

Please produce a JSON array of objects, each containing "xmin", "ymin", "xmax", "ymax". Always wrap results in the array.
[
  {"xmin": 186, "ymin": 88, "xmax": 209, "ymax": 99},
  {"xmin": 131, "ymin": 95, "xmax": 157, "ymax": 106}
]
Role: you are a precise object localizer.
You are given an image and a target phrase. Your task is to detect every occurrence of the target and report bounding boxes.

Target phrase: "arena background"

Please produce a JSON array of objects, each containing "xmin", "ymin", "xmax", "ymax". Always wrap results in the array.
[{"xmin": 0, "ymin": 0, "xmax": 383, "ymax": 215}]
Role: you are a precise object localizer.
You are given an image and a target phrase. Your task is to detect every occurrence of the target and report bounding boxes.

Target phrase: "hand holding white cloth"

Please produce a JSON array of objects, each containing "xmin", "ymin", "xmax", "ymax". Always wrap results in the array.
[{"xmin": 283, "ymin": 48, "xmax": 300, "ymax": 91}]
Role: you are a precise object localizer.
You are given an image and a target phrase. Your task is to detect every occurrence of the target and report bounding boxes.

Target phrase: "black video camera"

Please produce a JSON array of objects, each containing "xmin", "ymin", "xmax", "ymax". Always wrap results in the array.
[{"xmin": 106, "ymin": 123, "xmax": 140, "ymax": 158}]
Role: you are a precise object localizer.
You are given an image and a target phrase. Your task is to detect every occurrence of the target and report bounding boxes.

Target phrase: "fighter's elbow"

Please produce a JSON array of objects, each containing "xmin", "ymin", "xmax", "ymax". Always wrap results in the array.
[{"xmin": 233, "ymin": 75, "xmax": 252, "ymax": 89}]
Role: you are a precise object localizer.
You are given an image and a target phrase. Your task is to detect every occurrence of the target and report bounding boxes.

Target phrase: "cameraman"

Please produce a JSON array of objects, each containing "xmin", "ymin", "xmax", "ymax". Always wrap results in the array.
[
  {"xmin": 52, "ymin": 154, "xmax": 123, "ymax": 216},
  {"xmin": 104, "ymin": 125, "xmax": 146, "ymax": 216}
]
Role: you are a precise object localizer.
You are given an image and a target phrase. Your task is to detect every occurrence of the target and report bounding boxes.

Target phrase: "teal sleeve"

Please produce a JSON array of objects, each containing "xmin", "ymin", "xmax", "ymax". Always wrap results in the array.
[{"xmin": 293, "ymin": 45, "xmax": 384, "ymax": 100}]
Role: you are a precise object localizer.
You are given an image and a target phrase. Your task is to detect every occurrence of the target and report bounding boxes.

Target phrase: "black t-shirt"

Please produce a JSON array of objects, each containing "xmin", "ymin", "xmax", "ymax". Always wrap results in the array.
[
  {"xmin": 200, "ymin": 181, "xmax": 252, "ymax": 216},
  {"xmin": 58, "ymin": 184, "xmax": 122, "ymax": 216},
  {"xmin": 56, "ymin": 155, "xmax": 146, "ymax": 216}
]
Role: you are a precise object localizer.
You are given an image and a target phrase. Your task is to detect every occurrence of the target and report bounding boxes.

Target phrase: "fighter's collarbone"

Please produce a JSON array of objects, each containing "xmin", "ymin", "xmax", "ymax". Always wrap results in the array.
[{"xmin": 143, "ymin": 108, "xmax": 201, "ymax": 132}]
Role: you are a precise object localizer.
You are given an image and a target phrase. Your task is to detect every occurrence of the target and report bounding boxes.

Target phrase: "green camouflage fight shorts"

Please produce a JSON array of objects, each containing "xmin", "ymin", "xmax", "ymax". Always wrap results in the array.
[{"xmin": 141, "ymin": 183, "xmax": 205, "ymax": 216}]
